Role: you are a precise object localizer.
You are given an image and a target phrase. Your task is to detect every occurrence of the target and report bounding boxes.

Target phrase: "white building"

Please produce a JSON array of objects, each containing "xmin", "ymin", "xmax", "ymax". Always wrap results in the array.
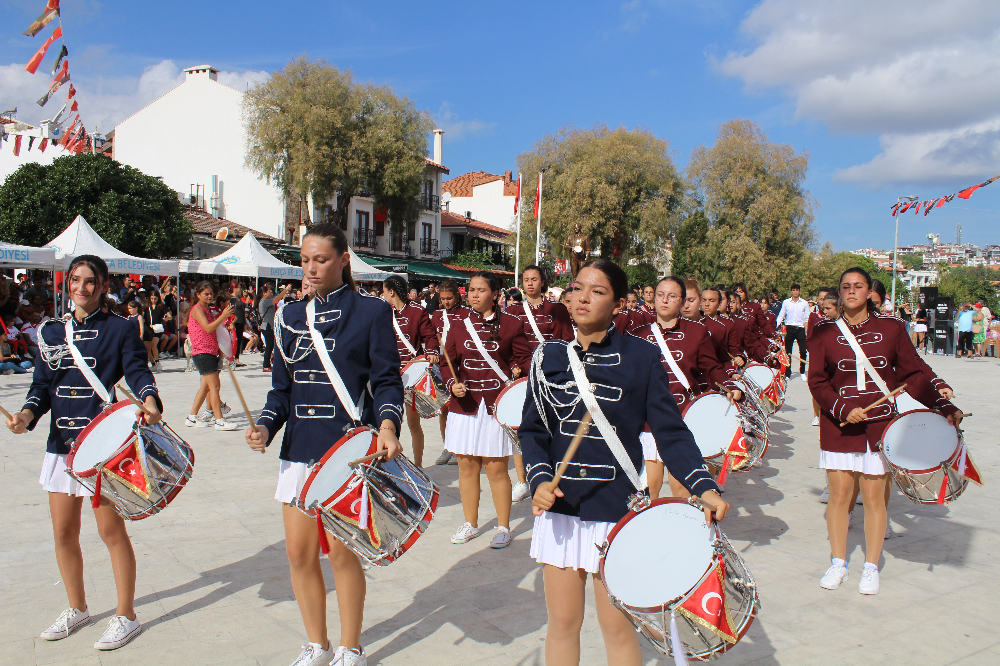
[
  {"xmin": 441, "ymin": 171, "xmax": 519, "ymax": 231},
  {"xmin": 902, "ymin": 269, "xmax": 939, "ymax": 289}
]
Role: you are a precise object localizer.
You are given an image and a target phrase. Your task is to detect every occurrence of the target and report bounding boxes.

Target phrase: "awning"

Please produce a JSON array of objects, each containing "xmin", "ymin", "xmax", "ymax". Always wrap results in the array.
[
  {"xmin": 45, "ymin": 215, "xmax": 179, "ymax": 277},
  {"xmin": 360, "ymin": 256, "xmax": 470, "ymax": 282},
  {"xmin": 0, "ymin": 241, "xmax": 57, "ymax": 269}
]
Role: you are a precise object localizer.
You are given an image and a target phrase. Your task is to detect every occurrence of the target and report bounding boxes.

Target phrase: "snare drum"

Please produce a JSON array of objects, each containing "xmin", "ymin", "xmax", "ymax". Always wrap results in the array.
[
  {"xmin": 599, "ymin": 498, "xmax": 759, "ymax": 661},
  {"xmin": 893, "ymin": 391, "xmax": 925, "ymax": 415},
  {"xmin": 298, "ymin": 427, "xmax": 439, "ymax": 566},
  {"xmin": 217, "ymin": 326, "xmax": 234, "ymax": 360},
  {"xmin": 66, "ymin": 401, "xmax": 195, "ymax": 520},
  {"xmin": 737, "ymin": 364, "xmax": 780, "ymax": 415},
  {"xmin": 493, "ymin": 377, "xmax": 528, "ymax": 442},
  {"xmin": 682, "ymin": 393, "xmax": 743, "ymax": 471},
  {"xmin": 879, "ymin": 410, "xmax": 968, "ymax": 504},
  {"xmin": 401, "ymin": 355, "xmax": 449, "ymax": 418}
]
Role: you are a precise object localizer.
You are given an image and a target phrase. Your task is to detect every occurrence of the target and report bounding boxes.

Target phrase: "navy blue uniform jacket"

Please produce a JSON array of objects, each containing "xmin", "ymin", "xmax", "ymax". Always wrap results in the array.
[
  {"xmin": 519, "ymin": 327, "xmax": 720, "ymax": 524},
  {"xmin": 23, "ymin": 310, "xmax": 161, "ymax": 454},
  {"xmin": 257, "ymin": 286, "xmax": 404, "ymax": 463}
]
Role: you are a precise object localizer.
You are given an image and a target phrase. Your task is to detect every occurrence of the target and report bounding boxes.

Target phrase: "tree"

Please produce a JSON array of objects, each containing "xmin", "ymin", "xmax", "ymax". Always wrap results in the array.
[
  {"xmin": 938, "ymin": 266, "xmax": 1000, "ymax": 312},
  {"xmin": 243, "ymin": 57, "xmax": 433, "ymax": 232},
  {"xmin": 899, "ymin": 252, "xmax": 924, "ymax": 270},
  {"xmin": 513, "ymin": 125, "xmax": 685, "ymax": 271},
  {"xmin": 686, "ymin": 119, "xmax": 816, "ymax": 295},
  {"xmin": 671, "ymin": 211, "xmax": 718, "ymax": 282},
  {"xmin": 624, "ymin": 263, "xmax": 659, "ymax": 289},
  {"xmin": 0, "ymin": 153, "xmax": 190, "ymax": 257}
]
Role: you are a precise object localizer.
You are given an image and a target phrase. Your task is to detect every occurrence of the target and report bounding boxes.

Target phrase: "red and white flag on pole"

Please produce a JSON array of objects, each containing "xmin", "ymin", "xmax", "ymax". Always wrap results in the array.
[
  {"xmin": 513, "ymin": 175, "xmax": 521, "ymax": 215},
  {"xmin": 25, "ymin": 26, "xmax": 62, "ymax": 74},
  {"xmin": 533, "ymin": 172, "xmax": 543, "ymax": 218}
]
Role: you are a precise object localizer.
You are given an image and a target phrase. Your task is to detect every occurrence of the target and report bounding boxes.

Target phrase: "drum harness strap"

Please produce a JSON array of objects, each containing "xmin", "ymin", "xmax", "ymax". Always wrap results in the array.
[
  {"xmin": 834, "ymin": 318, "xmax": 891, "ymax": 399},
  {"xmin": 522, "ymin": 301, "xmax": 546, "ymax": 345},
  {"xmin": 463, "ymin": 318, "xmax": 510, "ymax": 383},
  {"xmin": 650, "ymin": 324, "xmax": 694, "ymax": 400},
  {"xmin": 306, "ymin": 299, "xmax": 372, "ymax": 549},
  {"xmin": 566, "ymin": 340, "xmax": 647, "ymax": 495},
  {"xmin": 391, "ymin": 308, "xmax": 418, "ymax": 358}
]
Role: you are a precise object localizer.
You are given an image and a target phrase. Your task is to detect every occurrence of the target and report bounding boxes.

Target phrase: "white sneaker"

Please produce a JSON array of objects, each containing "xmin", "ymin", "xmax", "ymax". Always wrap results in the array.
[
  {"xmin": 185, "ymin": 416, "xmax": 210, "ymax": 428},
  {"xmin": 820, "ymin": 564, "xmax": 849, "ymax": 590},
  {"xmin": 289, "ymin": 642, "xmax": 333, "ymax": 666},
  {"xmin": 332, "ymin": 646, "xmax": 367, "ymax": 666},
  {"xmin": 434, "ymin": 450, "xmax": 454, "ymax": 465},
  {"xmin": 451, "ymin": 522, "xmax": 481, "ymax": 544},
  {"xmin": 93, "ymin": 615, "xmax": 141, "ymax": 650},
  {"xmin": 859, "ymin": 566, "xmax": 880, "ymax": 595},
  {"xmin": 490, "ymin": 526, "xmax": 512, "ymax": 549},
  {"xmin": 215, "ymin": 419, "xmax": 240, "ymax": 431},
  {"xmin": 802, "ymin": 373, "xmax": 808, "ymax": 382},
  {"xmin": 40, "ymin": 607, "xmax": 90, "ymax": 640},
  {"xmin": 199, "ymin": 403, "xmax": 231, "ymax": 421},
  {"xmin": 511, "ymin": 482, "xmax": 530, "ymax": 503},
  {"xmin": 819, "ymin": 488, "xmax": 829, "ymax": 503},
  {"xmin": 811, "ymin": 416, "xmax": 820, "ymax": 426}
]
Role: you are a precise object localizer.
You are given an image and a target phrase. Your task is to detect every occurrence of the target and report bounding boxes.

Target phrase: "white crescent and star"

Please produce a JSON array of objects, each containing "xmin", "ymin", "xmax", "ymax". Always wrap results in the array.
[{"xmin": 701, "ymin": 592, "xmax": 723, "ymax": 617}]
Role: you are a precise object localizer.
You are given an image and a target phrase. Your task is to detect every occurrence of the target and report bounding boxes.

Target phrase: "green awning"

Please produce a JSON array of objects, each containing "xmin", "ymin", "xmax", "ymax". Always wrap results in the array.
[{"xmin": 360, "ymin": 256, "xmax": 469, "ymax": 282}]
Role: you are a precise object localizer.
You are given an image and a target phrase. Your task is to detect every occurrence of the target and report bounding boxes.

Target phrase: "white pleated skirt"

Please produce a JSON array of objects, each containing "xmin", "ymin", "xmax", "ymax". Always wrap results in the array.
[
  {"xmin": 445, "ymin": 400, "xmax": 513, "ymax": 458},
  {"xmin": 39, "ymin": 452, "xmax": 92, "ymax": 497},
  {"xmin": 640, "ymin": 431, "xmax": 661, "ymax": 462},
  {"xmin": 530, "ymin": 511, "xmax": 616, "ymax": 574},
  {"xmin": 274, "ymin": 460, "xmax": 310, "ymax": 504},
  {"xmin": 818, "ymin": 449, "xmax": 886, "ymax": 475}
]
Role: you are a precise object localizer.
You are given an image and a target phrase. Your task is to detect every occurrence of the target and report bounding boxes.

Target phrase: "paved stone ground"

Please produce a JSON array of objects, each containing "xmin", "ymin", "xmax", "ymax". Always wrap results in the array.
[{"xmin": 1, "ymin": 351, "xmax": 997, "ymax": 666}]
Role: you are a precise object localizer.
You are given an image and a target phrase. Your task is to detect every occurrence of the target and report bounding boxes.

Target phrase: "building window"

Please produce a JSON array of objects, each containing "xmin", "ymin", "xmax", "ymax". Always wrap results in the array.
[
  {"xmin": 356, "ymin": 210, "xmax": 370, "ymax": 232},
  {"xmin": 422, "ymin": 223, "xmax": 432, "ymax": 240},
  {"xmin": 408, "ymin": 220, "xmax": 416, "ymax": 241}
]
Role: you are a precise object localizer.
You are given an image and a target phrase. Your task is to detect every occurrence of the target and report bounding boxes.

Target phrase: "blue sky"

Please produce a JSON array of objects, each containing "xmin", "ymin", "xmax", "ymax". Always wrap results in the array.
[{"xmin": 3, "ymin": 0, "xmax": 999, "ymax": 251}]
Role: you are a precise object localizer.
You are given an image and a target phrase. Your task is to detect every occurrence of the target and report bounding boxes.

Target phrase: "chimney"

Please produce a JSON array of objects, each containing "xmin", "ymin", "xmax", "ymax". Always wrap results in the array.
[
  {"xmin": 184, "ymin": 65, "xmax": 219, "ymax": 82},
  {"xmin": 433, "ymin": 128, "xmax": 444, "ymax": 165},
  {"xmin": 504, "ymin": 170, "xmax": 512, "ymax": 182}
]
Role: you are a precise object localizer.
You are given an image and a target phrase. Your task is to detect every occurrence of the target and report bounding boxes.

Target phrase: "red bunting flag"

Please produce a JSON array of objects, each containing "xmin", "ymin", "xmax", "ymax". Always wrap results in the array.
[
  {"xmin": 890, "ymin": 203, "xmax": 900, "ymax": 217},
  {"xmin": 39, "ymin": 138, "xmax": 48, "ymax": 152},
  {"xmin": 23, "ymin": 1, "xmax": 60, "ymax": 37},
  {"xmin": 13, "ymin": 135, "xmax": 22, "ymax": 156},
  {"xmin": 899, "ymin": 202, "xmax": 913, "ymax": 214},
  {"xmin": 37, "ymin": 59, "xmax": 70, "ymax": 107},
  {"xmin": 70, "ymin": 100, "xmax": 78, "ymax": 112},
  {"xmin": 66, "ymin": 83, "xmax": 76, "ymax": 99},
  {"xmin": 677, "ymin": 560, "xmax": 739, "ymax": 644},
  {"xmin": 51, "ymin": 44, "xmax": 68, "ymax": 76},
  {"xmin": 25, "ymin": 26, "xmax": 62, "ymax": 74},
  {"xmin": 913, "ymin": 201, "xmax": 922, "ymax": 215},
  {"xmin": 958, "ymin": 174, "xmax": 1000, "ymax": 200}
]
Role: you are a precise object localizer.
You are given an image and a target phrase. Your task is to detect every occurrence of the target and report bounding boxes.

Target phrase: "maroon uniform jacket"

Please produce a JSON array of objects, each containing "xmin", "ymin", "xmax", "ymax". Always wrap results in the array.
[
  {"xmin": 697, "ymin": 315, "xmax": 729, "ymax": 362},
  {"xmin": 742, "ymin": 301, "xmax": 776, "ymax": 338},
  {"xmin": 629, "ymin": 319, "xmax": 735, "ymax": 410},
  {"xmin": 732, "ymin": 313, "xmax": 767, "ymax": 362},
  {"xmin": 807, "ymin": 313, "xmax": 958, "ymax": 453},
  {"xmin": 638, "ymin": 302, "xmax": 655, "ymax": 316},
  {"xmin": 505, "ymin": 298, "xmax": 575, "ymax": 361},
  {"xmin": 806, "ymin": 311, "xmax": 824, "ymax": 339},
  {"xmin": 440, "ymin": 310, "xmax": 531, "ymax": 415},
  {"xmin": 391, "ymin": 302, "xmax": 438, "ymax": 365},
  {"xmin": 430, "ymin": 305, "xmax": 472, "ymax": 352},
  {"xmin": 613, "ymin": 307, "xmax": 655, "ymax": 336}
]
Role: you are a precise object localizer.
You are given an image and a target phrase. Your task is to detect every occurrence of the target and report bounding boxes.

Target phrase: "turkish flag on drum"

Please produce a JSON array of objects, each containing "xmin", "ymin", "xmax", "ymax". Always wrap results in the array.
[
  {"xmin": 416, "ymin": 372, "xmax": 437, "ymax": 399},
  {"xmin": 678, "ymin": 560, "xmax": 739, "ymax": 644},
  {"xmin": 322, "ymin": 477, "xmax": 380, "ymax": 548},
  {"xmin": 105, "ymin": 440, "xmax": 150, "ymax": 497},
  {"xmin": 950, "ymin": 443, "xmax": 983, "ymax": 486}
]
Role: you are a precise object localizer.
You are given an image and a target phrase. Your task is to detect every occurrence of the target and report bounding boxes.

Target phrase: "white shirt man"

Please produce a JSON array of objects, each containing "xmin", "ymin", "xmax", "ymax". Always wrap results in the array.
[{"xmin": 776, "ymin": 284, "xmax": 810, "ymax": 379}]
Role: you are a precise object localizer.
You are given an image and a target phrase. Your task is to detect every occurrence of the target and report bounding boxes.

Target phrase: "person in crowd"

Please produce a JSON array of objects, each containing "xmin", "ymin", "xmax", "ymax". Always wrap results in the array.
[
  {"xmin": 972, "ymin": 303, "xmax": 986, "ymax": 357},
  {"xmin": 431, "ymin": 280, "xmax": 470, "ymax": 466},
  {"xmin": 776, "ymin": 283, "xmax": 810, "ymax": 380},
  {"xmin": 560, "ymin": 289, "xmax": 573, "ymax": 312},
  {"xmin": 912, "ymin": 306, "xmax": 929, "ymax": 353},
  {"xmin": 426, "ymin": 282, "xmax": 440, "ymax": 313},
  {"xmin": 0, "ymin": 329, "xmax": 33, "ymax": 374},
  {"xmin": 229, "ymin": 283, "xmax": 247, "ymax": 367},
  {"xmin": 19, "ymin": 309, "xmax": 45, "ymax": 360},
  {"xmin": 143, "ymin": 290, "xmax": 167, "ymax": 372},
  {"xmin": 260, "ymin": 283, "xmax": 293, "ymax": 373},
  {"xmin": 956, "ymin": 303, "xmax": 974, "ymax": 358},
  {"xmin": 639, "ymin": 284, "xmax": 655, "ymax": 315},
  {"xmin": 185, "ymin": 283, "xmax": 239, "ymax": 431}
]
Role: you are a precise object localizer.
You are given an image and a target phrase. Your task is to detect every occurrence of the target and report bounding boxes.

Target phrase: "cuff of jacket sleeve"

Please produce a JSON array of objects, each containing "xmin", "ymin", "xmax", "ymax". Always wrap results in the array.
[
  {"xmin": 527, "ymin": 463, "xmax": 554, "ymax": 495},
  {"xmin": 684, "ymin": 468, "xmax": 721, "ymax": 495},
  {"xmin": 256, "ymin": 413, "xmax": 277, "ymax": 446}
]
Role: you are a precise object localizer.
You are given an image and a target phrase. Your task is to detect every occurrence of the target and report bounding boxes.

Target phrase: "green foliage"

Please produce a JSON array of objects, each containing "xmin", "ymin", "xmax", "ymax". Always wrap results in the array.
[
  {"xmin": 937, "ymin": 266, "xmax": 1000, "ymax": 312},
  {"xmin": 243, "ymin": 56, "xmax": 433, "ymax": 231},
  {"xmin": 514, "ymin": 124, "xmax": 684, "ymax": 270},
  {"xmin": 624, "ymin": 263, "xmax": 659, "ymax": 289},
  {"xmin": 446, "ymin": 251, "xmax": 498, "ymax": 270},
  {"xmin": 671, "ymin": 211, "xmax": 716, "ymax": 282},
  {"xmin": 0, "ymin": 153, "xmax": 190, "ymax": 257},
  {"xmin": 898, "ymin": 253, "xmax": 924, "ymax": 270}
]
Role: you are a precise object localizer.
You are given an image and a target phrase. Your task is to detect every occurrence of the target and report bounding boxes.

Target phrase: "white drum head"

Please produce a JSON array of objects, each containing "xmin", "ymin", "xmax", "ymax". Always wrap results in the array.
[
  {"xmin": 893, "ymin": 391, "xmax": 925, "ymax": 414},
  {"xmin": 603, "ymin": 501, "xmax": 715, "ymax": 608},
  {"xmin": 401, "ymin": 360, "xmax": 430, "ymax": 390},
  {"xmin": 302, "ymin": 430, "xmax": 377, "ymax": 508},
  {"xmin": 494, "ymin": 379, "xmax": 528, "ymax": 428},
  {"xmin": 683, "ymin": 393, "xmax": 741, "ymax": 458},
  {"xmin": 881, "ymin": 411, "xmax": 959, "ymax": 472},
  {"xmin": 217, "ymin": 327, "xmax": 233, "ymax": 359},
  {"xmin": 71, "ymin": 404, "xmax": 136, "ymax": 472},
  {"xmin": 743, "ymin": 365, "xmax": 775, "ymax": 389}
]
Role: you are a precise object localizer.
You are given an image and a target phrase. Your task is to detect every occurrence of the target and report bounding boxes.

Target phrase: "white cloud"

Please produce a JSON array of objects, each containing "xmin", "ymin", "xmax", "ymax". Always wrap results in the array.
[
  {"xmin": 433, "ymin": 102, "xmax": 495, "ymax": 141},
  {"xmin": 1, "ymin": 59, "xmax": 268, "ymax": 134},
  {"xmin": 718, "ymin": 0, "xmax": 1000, "ymax": 183}
]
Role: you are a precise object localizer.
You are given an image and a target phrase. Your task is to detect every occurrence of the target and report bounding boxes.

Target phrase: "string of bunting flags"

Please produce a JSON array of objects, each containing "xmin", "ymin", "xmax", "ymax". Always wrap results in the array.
[
  {"xmin": 0, "ymin": 0, "xmax": 96, "ymax": 157},
  {"xmin": 891, "ymin": 174, "xmax": 1000, "ymax": 217}
]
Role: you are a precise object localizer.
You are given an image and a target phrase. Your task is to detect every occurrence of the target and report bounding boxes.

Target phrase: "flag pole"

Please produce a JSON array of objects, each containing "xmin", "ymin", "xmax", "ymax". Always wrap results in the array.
[
  {"xmin": 534, "ymin": 171, "xmax": 543, "ymax": 265},
  {"xmin": 513, "ymin": 171, "xmax": 522, "ymax": 282}
]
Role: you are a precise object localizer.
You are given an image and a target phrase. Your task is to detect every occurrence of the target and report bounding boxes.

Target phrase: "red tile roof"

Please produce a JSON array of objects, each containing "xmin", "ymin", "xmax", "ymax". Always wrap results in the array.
[
  {"xmin": 442, "ymin": 170, "xmax": 519, "ymax": 198},
  {"xmin": 183, "ymin": 206, "xmax": 285, "ymax": 244},
  {"xmin": 441, "ymin": 210, "xmax": 511, "ymax": 240},
  {"xmin": 425, "ymin": 158, "xmax": 450, "ymax": 174}
]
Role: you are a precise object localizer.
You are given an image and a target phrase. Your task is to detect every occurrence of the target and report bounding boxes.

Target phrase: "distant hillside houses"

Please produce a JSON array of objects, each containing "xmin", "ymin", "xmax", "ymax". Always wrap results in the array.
[{"xmin": 850, "ymin": 242, "xmax": 1000, "ymax": 290}]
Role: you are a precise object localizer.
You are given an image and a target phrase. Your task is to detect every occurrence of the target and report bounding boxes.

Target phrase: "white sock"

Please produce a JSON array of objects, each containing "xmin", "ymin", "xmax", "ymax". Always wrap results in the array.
[
  {"xmin": 832, "ymin": 558, "xmax": 846, "ymax": 568},
  {"xmin": 188, "ymin": 414, "xmax": 198, "ymax": 420},
  {"xmin": 863, "ymin": 562, "xmax": 878, "ymax": 572},
  {"xmin": 308, "ymin": 641, "xmax": 328, "ymax": 652}
]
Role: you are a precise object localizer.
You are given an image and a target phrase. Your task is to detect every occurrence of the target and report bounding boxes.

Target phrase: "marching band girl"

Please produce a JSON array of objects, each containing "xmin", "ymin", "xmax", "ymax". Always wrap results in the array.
[
  {"xmin": 245, "ymin": 224, "xmax": 404, "ymax": 666},
  {"xmin": 630, "ymin": 277, "xmax": 741, "ymax": 498},
  {"xmin": 808, "ymin": 267, "xmax": 962, "ymax": 596},
  {"xmin": 382, "ymin": 274, "xmax": 439, "ymax": 468},
  {"xmin": 701, "ymin": 286, "xmax": 745, "ymax": 372},
  {"xmin": 6, "ymin": 255, "xmax": 162, "ymax": 651},
  {"xmin": 505, "ymin": 265, "xmax": 574, "ymax": 502},
  {"xmin": 430, "ymin": 280, "xmax": 470, "ymax": 465},
  {"xmin": 521, "ymin": 260, "xmax": 729, "ymax": 666},
  {"xmin": 733, "ymin": 282, "xmax": 776, "ymax": 338},
  {"xmin": 440, "ymin": 271, "xmax": 531, "ymax": 549}
]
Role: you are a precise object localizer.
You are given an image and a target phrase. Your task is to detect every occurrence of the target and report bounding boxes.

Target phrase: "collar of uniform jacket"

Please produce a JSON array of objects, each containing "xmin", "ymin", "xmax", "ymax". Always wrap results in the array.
[{"xmin": 312, "ymin": 283, "xmax": 350, "ymax": 304}]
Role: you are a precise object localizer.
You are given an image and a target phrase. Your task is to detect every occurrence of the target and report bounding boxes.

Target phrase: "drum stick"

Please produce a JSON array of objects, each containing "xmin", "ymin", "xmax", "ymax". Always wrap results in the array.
[
  {"xmin": 116, "ymin": 383, "xmax": 155, "ymax": 418},
  {"xmin": 0, "ymin": 403, "xmax": 12, "ymax": 421},
  {"xmin": 550, "ymin": 413, "xmax": 593, "ymax": 492},
  {"xmin": 224, "ymin": 365, "xmax": 261, "ymax": 454},
  {"xmin": 690, "ymin": 495, "xmax": 719, "ymax": 513},
  {"xmin": 788, "ymin": 352, "xmax": 809, "ymax": 366},
  {"xmin": 436, "ymin": 335, "xmax": 458, "ymax": 382},
  {"xmin": 350, "ymin": 449, "xmax": 388, "ymax": 466},
  {"xmin": 839, "ymin": 384, "xmax": 907, "ymax": 427}
]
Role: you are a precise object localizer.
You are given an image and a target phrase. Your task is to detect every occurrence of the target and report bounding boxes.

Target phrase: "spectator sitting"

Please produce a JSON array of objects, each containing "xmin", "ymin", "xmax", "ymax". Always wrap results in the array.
[
  {"xmin": 0, "ymin": 330, "xmax": 33, "ymax": 374},
  {"xmin": 17, "ymin": 309, "xmax": 44, "ymax": 360}
]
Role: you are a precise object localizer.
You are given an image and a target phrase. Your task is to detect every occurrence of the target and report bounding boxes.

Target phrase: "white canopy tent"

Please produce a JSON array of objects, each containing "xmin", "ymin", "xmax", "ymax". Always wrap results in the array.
[
  {"xmin": 179, "ymin": 232, "xmax": 303, "ymax": 280},
  {"xmin": 45, "ymin": 215, "xmax": 180, "ymax": 277},
  {"xmin": 0, "ymin": 241, "xmax": 57, "ymax": 269},
  {"xmin": 348, "ymin": 248, "xmax": 404, "ymax": 281}
]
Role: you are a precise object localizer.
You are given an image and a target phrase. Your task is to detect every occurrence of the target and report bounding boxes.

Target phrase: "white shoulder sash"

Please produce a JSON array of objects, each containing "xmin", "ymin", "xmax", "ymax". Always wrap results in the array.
[
  {"xmin": 835, "ymin": 317, "xmax": 891, "ymax": 397},
  {"xmin": 64, "ymin": 318, "xmax": 113, "ymax": 406},
  {"xmin": 523, "ymin": 302, "xmax": 546, "ymax": 344},
  {"xmin": 463, "ymin": 317, "xmax": 509, "ymax": 383},
  {"xmin": 650, "ymin": 324, "xmax": 691, "ymax": 391},
  {"xmin": 392, "ymin": 308, "xmax": 418, "ymax": 357},
  {"xmin": 307, "ymin": 299, "xmax": 362, "ymax": 423}
]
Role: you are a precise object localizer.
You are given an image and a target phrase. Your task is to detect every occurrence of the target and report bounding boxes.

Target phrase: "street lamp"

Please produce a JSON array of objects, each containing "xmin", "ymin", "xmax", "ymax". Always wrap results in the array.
[{"xmin": 891, "ymin": 195, "xmax": 919, "ymax": 313}]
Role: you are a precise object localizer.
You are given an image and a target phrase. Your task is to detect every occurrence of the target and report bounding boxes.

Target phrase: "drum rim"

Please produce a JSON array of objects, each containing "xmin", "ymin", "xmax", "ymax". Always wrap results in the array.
[
  {"xmin": 297, "ymin": 426, "xmax": 379, "ymax": 516},
  {"xmin": 599, "ymin": 497, "xmax": 720, "ymax": 614},
  {"xmin": 681, "ymin": 392, "xmax": 743, "ymax": 459},
  {"xmin": 878, "ymin": 409, "xmax": 961, "ymax": 475},
  {"xmin": 66, "ymin": 400, "xmax": 139, "ymax": 477},
  {"xmin": 493, "ymin": 377, "xmax": 529, "ymax": 429},
  {"xmin": 401, "ymin": 354, "xmax": 431, "ymax": 387}
]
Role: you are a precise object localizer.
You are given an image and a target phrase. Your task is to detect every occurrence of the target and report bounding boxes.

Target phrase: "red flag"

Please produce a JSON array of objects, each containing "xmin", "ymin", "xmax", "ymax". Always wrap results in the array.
[
  {"xmin": 62, "ymin": 117, "xmax": 78, "ymax": 145},
  {"xmin": 70, "ymin": 100, "xmax": 78, "ymax": 112},
  {"xmin": 899, "ymin": 202, "xmax": 913, "ymax": 214},
  {"xmin": 104, "ymin": 439, "xmax": 151, "ymax": 497},
  {"xmin": 37, "ymin": 59, "xmax": 70, "ymax": 107},
  {"xmin": 533, "ymin": 172, "xmax": 543, "ymax": 218},
  {"xmin": 66, "ymin": 83, "xmax": 76, "ymax": 99},
  {"xmin": 513, "ymin": 175, "xmax": 521, "ymax": 215},
  {"xmin": 13, "ymin": 135, "xmax": 22, "ymax": 156},
  {"xmin": 950, "ymin": 443, "xmax": 983, "ymax": 486},
  {"xmin": 924, "ymin": 198, "xmax": 940, "ymax": 216},
  {"xmin": 23, "ymin": 1, "xmax": 59, "ymax": 37},
  {"xmin": 25, "ymin": 26, "xmax": 62, "ymax": 74},
  {"xmin": 958, "ymin": 174, "xmax": 1000, "ymax": 199},
  {"xmin": 935, "ymin": 197, "xmax": 947, "ymax": 209},
  {"xmin": 890, "ymin": 203, "xmax": 900, "ymax": 217},
  {"xmin": 39, "ymin": 138, "xmax": 48, "ymax": 152},
  {"xmin": 677, "ymin": 560, "xmax": 739, "ymax": 644}
]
